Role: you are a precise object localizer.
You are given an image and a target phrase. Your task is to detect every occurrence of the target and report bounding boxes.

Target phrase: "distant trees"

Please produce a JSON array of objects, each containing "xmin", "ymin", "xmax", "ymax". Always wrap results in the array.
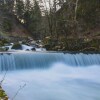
[
  {"xmin": 0, "ymin": 0, "xmax": 100, "ymax": 40},
  {"xmin": 2, "ymin": 18, "xmax": 12, "ymax": 32},
  {"xmin": 0, "ymin": 0, "xmax": 14, "ymax": 14},
  {"xmin": 0, "ymin": 0, "xmax": 14, "ymax": 32},
  {"xmin": 53, "ymin": 0, "xmax": 100, "ymax": 38},
  {"xmin": 15, "ymin": 0, "xmax": 25, "ymax": 20},
  {"xmin": 0, "ymin": 0, "xmax": 41, "ymax": 38},
  {"xmin": 24, "ymin": 0, "xmax": 42, "ymax": 38},
  {"xmin": 0, "ymin": 0, "xmax": 42, "ymax": 38},
  {"xmin": 77, "ymin": 0, "xmax": 100, "ymax": 29}
]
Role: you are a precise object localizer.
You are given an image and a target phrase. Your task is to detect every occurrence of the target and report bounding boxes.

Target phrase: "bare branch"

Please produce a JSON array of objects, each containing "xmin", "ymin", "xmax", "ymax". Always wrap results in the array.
[
  {"xmin": 11, "ymin": 83, "xmax": 26, "ymax": 100},
  {"xmin": 74, "ymin": 0, "xmax": 79, "ymax": 21},
  {"xmin": 0, "ymin": 70, "xmax": 7, "ymax": 86}
]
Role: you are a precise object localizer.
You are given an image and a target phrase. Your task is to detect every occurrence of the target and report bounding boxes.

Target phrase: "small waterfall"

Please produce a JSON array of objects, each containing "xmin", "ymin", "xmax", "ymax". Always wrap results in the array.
[
  {"xmin": 0, "ymin": 52, "xmax": 100, "ymax": 71},
  {"xmin": 0, "ymin": 53, "xmax": 15, "ymax": 71}
]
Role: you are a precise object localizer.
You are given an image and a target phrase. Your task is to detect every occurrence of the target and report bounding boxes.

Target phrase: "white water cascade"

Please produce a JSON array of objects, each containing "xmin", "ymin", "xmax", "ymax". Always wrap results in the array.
[
  {"xmin": 0, "ymin": 52, "xmax": 100, "ymax": 71},
  {"xmin": 0, "ymin": 52, "xmax": 100, "ymax": 100}
]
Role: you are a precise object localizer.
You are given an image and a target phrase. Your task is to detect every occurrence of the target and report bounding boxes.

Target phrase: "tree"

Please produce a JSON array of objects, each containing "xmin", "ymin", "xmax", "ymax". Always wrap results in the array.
[
  {"xmin": 26, "ymin": 0, "xmax": 42, "ymax": 38},
  {"xmin": 0, "ymin": 0, "xmax": 15, "ymax": 14},
  {"xmin": 24, "ymin": 0, "xmax": 31, "ymax": 27},
  {"xmin": 77, "ymin": 0, "xmax": 100, "ymax": 29},
  {"xmin": 25, "ymin": 0, "xmax": 31, "ymax": 11},
  {"xmin": 15, "ymin": 0, "xmax": 25, "ymax": 20}
]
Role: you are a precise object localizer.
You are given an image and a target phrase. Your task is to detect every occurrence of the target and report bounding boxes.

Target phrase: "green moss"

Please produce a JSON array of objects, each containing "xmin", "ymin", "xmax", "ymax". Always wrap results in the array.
[{"xmin": 11, "ymin": 43, "xmax": 22, "ymax": 50}]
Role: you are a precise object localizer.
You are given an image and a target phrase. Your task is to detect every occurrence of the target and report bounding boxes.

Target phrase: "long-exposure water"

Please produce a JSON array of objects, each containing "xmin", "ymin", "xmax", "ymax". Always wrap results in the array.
[{"xmin": 0, "ymin": 52, "xmax": 100, "ymax": 100}]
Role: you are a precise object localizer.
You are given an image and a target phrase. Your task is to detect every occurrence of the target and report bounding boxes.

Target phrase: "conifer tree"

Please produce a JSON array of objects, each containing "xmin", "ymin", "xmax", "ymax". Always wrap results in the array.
[
  {"xmin": 28, "ymin": 0, "xmax": 42, "ymax": 38},
  {"xmin": 15, "ymin": 0, "xmax": 25, "ymax": 19}
]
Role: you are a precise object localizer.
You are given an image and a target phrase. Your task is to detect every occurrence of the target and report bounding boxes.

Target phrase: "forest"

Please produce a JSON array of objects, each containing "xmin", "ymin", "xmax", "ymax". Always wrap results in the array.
[{"xmin": 0, "ymin": 0, "xmax": 100, "ymax": 51}]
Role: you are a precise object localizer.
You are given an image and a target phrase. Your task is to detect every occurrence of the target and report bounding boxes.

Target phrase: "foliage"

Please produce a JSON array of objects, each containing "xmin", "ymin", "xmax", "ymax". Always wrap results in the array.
[
  {"xmin": 0, "ymin": 41, "xmax": 3, "ymax": 46},
  {"xmin": 2, "ymin": 19, "xmax": 12, "ymax": 32},
  {"xmin": 77, "ymin": 0, "xmax": 100, "ymax": 29},
  {"xmin": 0, "ymin": 39, "xmax": 9, "ymax": 46},
  {"xmin": 15, "ymin": 0, "xmax": 25, "ymax": 19},
  {"xmin": 1, "ymin": 39, "xmax": 9, "ymax": 44},
  {"xmin": 0, "ymin": 0, "xmax": 100, "ymax": 51},
  {"xmin": 27, "ymin": 0, "xmax": 42, "ymax": 38},
  {"xmin": 0, "ymin": 87, "xmax": 8, "ymax": 100}
]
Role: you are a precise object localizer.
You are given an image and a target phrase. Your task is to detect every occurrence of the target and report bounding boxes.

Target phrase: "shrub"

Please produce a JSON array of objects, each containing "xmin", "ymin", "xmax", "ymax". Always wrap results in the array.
[{"xmin": 1, "ymin": 39, "xmax": 9, "ymax": 44}]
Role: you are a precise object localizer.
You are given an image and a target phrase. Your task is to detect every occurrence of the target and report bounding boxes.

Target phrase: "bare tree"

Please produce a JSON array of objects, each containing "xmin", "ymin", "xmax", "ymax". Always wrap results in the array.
[
  {"xmin": 74, "ymin": 0, "xmax": 79, "ymax": 21},
  {"xmin": 0, "ymin": 71, "xmax": 7, "ymax": 86},
  {"xmin": 43, "ymin": 0, "xmax": 53, "ymax": 36}
]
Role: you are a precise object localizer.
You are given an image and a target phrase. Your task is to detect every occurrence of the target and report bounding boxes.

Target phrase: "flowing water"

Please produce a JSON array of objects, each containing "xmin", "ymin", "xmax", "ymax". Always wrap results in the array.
[{"xmin": 0, "ymin": 52, "xmax": 100, "ymax": 100}]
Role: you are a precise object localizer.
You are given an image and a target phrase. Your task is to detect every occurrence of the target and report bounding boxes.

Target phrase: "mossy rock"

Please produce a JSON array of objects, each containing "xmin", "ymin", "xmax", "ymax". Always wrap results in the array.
[{"xmin": 11, "ymin": 43, "xmax": 22, "ymax": 50}]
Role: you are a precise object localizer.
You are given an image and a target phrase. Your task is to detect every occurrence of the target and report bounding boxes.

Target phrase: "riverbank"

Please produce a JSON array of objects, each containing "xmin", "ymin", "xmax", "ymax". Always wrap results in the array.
[{"xmin": 43, "ymin": 37, "xmax": 100, "ymax": 52}]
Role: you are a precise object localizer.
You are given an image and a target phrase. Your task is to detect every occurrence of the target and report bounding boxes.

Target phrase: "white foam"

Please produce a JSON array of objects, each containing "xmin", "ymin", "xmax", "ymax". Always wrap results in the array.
[{"xmin": 0, "ymin": 63, "xmax": 100, "ymax": 100}]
